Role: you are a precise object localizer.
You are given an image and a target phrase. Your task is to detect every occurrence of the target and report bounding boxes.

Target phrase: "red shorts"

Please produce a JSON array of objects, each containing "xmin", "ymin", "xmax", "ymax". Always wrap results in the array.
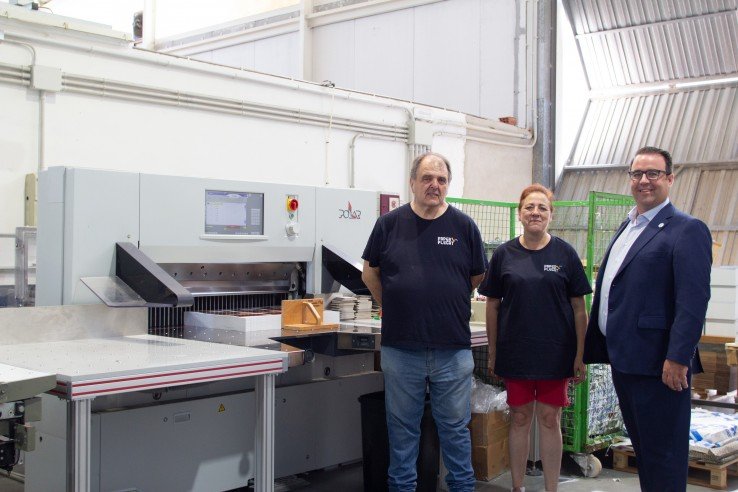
[{"xmin": 505, "ymin": 378, "xmax": 570, "ymax": 407}]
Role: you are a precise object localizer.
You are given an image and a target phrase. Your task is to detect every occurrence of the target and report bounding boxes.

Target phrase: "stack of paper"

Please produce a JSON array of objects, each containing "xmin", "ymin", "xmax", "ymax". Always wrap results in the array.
[
  {"xmin": 327, "ymin": 295, "xmax": 357, "ymax": 321},
  {"xmin": 355, "ymin": 295, "xmax": 373, "ymax": 320}
]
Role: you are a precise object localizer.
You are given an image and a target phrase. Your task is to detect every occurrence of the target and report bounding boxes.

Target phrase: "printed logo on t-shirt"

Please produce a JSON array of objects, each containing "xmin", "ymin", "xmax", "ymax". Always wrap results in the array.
[
  {"xmin": 543, "ymin": 264, "xmax": 561, "ymax": 272},
  {"xmin": 437, "ymin": 236, "xmax": 458, "ymax": 246}
]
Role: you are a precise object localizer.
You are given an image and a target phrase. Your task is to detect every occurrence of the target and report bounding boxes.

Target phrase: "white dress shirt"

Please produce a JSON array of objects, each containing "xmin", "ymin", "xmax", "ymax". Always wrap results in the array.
[{"xmin": 598, "ymin": 198, "xmax": 670, "ymax": 335}]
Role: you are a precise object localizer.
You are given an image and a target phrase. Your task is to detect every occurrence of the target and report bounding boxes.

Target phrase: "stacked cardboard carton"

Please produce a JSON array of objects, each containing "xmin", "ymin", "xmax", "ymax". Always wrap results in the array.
[
  {"xmin": 469, "ymin": 410, "xmax": 510, "ymax": 480},
  {"xmin": 693, "ymin": 340, "xmax": 737, "ymax": 397}
]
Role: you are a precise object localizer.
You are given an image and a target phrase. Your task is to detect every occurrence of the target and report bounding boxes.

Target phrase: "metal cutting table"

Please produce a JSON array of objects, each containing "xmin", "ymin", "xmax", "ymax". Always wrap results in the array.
[{"xmin": 0, "ymin": 306, "xmax": 288, "ymax": 492}]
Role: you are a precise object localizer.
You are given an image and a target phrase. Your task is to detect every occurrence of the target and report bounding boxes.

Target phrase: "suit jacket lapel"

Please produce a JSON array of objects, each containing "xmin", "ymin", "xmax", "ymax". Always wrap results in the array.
[{"xmin": 615, "ymin": 203, "xmax": 675, "ymax": 278}]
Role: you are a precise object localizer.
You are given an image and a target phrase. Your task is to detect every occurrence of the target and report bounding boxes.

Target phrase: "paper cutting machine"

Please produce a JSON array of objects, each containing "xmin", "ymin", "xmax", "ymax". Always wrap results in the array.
[{"xmin": 29, "ymin": 166, "xmax": 393, "ymax": 491}]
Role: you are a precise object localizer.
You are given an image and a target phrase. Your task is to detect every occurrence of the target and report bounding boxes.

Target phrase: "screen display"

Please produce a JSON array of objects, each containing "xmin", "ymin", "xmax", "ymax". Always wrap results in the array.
[{"xmin": 205, "ymin": 190, "xmax": 264, "ymax": 235}]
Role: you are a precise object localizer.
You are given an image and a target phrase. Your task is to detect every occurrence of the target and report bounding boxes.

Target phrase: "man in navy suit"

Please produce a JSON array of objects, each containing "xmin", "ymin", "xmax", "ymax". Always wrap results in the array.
[{"xmin": 584, "ymin": 146, "xmax": 712, "ymax": 491}]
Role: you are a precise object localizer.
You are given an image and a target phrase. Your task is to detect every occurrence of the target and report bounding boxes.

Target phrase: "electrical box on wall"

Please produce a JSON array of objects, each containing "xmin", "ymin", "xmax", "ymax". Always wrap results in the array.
[
  {"xmin": 31, "ymin": 65, "xmax": 62, "ymax": 92},
  {"xmin": 408, "ymin": 119, "xmax": 434, "ymax": 146}
]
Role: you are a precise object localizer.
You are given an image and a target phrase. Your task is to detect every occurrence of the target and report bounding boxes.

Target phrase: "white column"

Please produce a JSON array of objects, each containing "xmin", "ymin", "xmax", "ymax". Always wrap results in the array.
[
  {"xmin": 254, "ymin": 373, "xmax": 276, "ymax": 492},
  {"xmin": 298, "ymin": 0, "xmax": 314, "ymax": 81},
  {"xmin": 66, "ymin": 398, "xmax": 92, "ymax": 492},
  {"xmin": 142, "ymin": 0, "xmax": 157, "ymax": 50}
]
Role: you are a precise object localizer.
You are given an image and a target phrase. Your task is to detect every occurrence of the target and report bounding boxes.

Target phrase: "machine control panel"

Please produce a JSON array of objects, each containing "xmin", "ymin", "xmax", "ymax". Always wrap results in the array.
[
  {"xmin": 351, "ymin": 334, "xmax": 376, "ymax": 349},
  {"xmin": 286, "ymin": 194, "xmax": 300, "ymax": 237},
  {"xmin": 336, "ymin": 332, "xmax": 380, "ymax": 351}
]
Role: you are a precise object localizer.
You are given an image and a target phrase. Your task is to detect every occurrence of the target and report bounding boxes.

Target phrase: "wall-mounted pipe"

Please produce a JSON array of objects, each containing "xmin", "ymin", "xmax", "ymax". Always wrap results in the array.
[
  {"xmin": 0, "ymin": 39, "xmax": 43, "ymax": 172},
  {"xmin": 38, "ymin": 90, "xmax": 45, "ymax": 173},
  {"xmin": 2, "ymin": 31, "xmax": 413, "ymax": 126},
  {"xmin": 349, "ymin": 132, "xmax": 404, "ymax": 189}
]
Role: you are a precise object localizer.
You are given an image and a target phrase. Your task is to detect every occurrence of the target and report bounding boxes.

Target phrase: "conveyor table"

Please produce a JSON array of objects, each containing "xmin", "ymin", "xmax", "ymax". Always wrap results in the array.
[{"xmin": 0, "ymin": 334, "xmax": 288, "ymax": 492}]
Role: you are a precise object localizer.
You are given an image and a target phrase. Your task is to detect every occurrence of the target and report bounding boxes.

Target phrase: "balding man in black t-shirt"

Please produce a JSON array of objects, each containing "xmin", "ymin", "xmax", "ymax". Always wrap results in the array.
[{"xmin": 362, "ymin": 152, "xmax": 487, "ymax": 492}]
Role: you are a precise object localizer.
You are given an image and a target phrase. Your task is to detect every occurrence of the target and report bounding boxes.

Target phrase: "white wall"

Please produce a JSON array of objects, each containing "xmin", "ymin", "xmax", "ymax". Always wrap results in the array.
[
  {"xmin": 0, "ymin": 0, "xmax": 143, "ymax": 34},
  {"xmin": 0, "ymin": 12, "xmax": 411, "ymax": 274},
  {"xmin": 153, "ymin": 0, "xmax": 299, "ymax": 39},
  {"xmin": 4, "ymin": 0, "xmax": 300, "ymax": 39},
  {"xmin": 0, "ymin": 5, "xmax": 533, "ymax": 284},
  {"xmin": 168, "ymin": 0, "xmax": 523, "ymax": 124},
  {"xmin": 201, "ymin": 32, "xmax": 300, "ymax": 78},
  {"xmin": 464, "ymin": 141, "xmax": 532, "ymax": 203}
]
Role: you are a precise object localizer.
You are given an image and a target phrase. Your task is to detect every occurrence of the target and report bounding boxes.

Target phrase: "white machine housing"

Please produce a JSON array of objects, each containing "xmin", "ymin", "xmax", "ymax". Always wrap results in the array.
[
  {"xmin": 31, "ymin": 166, "xmax": 388, "ymax": 492},
  {"xmin": 37, "ymin": 166, "xmax": 383, "ymax": 305}
]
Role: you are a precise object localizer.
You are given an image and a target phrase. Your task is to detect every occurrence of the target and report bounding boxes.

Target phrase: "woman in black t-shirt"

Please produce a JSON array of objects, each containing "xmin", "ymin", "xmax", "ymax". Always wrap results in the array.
[{"xmin": 478, "ymin": 184, "xmax": 592, "ymax": 492}]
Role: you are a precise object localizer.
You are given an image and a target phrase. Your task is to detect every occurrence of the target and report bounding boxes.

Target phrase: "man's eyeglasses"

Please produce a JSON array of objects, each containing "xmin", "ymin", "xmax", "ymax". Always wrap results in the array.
[{"xmin": 627, "ymin": 170, "xmax": 670, "ymax": 181}]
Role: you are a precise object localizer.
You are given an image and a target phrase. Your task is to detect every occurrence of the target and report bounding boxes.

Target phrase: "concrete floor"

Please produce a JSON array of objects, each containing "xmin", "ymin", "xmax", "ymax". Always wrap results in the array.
[
  {"xmin": 3, "ymin": 460, "xmax": 737, "ymax": 491},
  {"xmin": 295, "ymin": 460, "xmax": 738, "ymax": 492}
]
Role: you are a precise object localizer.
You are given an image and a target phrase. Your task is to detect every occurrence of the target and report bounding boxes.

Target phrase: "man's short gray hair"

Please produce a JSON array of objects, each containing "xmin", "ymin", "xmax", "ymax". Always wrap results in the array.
[{"xmin": 410, "ymin": 152, "xmax": 452, "ymax": 182}]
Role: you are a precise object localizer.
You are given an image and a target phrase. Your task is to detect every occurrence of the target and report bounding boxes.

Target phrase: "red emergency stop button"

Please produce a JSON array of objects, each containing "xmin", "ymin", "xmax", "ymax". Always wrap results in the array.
[{"xmin": 287, "ymin": 198, "xmax": 299, "ymax": 212}]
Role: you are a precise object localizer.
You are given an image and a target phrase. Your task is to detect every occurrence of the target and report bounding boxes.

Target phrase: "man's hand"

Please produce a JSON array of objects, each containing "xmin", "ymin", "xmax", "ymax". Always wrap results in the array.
[
  {"xmin": 662, "ymin": 359, "xmax": 689, "ymax": 391},
  {"xmin": 572, "ymin": 357, "xmax": 586, "ymax": 384}
]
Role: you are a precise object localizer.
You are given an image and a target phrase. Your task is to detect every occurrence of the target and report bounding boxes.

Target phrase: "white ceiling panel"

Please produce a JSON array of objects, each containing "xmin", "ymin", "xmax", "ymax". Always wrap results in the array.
[
  {"xmin": 312, "ymin": 21, "xmax": 356, "ymax": 89},
  {"xmin": 480, "ymin": 0, "xmax": 517, "ymax": 118},
  {"xmin": 413, "ymin": 0, "xmax": 481, "ymax": 116},
  {"xmin": 353, "ymin": 8, "xmax": 414, "ymax": 101},
  {"xmin": 254, "ymin": 33, "xmax": 300, "ymax": 79},
  {"xmin": 210, "ymin": 43, "xmax": 256, "ymax": 70}
]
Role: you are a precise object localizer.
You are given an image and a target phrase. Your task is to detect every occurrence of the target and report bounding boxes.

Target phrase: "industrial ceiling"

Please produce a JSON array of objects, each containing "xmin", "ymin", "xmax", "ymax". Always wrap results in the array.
[{"xmin": 559, "ymin": 0, "xmax": 738, "ymax": 265}]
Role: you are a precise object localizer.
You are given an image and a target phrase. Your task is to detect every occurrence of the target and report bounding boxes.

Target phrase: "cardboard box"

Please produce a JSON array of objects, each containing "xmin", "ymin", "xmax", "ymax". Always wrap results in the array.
[
  {"xmin": 470, "ymin": 411, "xmax": 510, "ymax": 480},
  {"xmin": 726, "ymin": 343, "xmax": 738, "ymax": 366}
]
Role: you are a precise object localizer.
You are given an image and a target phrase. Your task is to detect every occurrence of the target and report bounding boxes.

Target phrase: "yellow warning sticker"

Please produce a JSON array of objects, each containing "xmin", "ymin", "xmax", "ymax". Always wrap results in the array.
[{"xmin": 218, "ymin": 404, "xmax": 225, "ymax": 413}]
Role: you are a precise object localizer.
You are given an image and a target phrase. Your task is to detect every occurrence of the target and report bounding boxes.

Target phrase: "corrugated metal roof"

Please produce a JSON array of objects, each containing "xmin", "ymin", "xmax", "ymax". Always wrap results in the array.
[
  {"xmin": 556, "ymin": 164, "xmax": 738, "ymax": 266},
  {"xmin": 577, "ymin": 11, "xmax": 737, "ymax": 88},
  {"xmin": 564, "ymin": 0, "xmax": 737, "ymax": 35},
  {"xmin": 568, "ymin": 86, "xmax": 738, "ymax": 166},
  {"xmin": 560, "ymin": 1, "xmax": 738, "ymax": 264}
]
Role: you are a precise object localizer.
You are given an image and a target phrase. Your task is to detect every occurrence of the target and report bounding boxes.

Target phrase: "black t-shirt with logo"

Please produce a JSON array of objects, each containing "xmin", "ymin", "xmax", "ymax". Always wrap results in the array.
[
  {"xmin": 362, "ymin": 203, "xmax": 487, "ymax": 349},
  {"xmin": 478, "ymin": 236, "xmax": 592, "ymax": 379}
]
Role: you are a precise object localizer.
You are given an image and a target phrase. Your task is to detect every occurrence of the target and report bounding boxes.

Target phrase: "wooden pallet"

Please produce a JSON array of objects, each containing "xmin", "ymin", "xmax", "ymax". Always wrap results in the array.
[{"xmin": 612, "ymin": 446, "xmax": 738, "ymax": 490}]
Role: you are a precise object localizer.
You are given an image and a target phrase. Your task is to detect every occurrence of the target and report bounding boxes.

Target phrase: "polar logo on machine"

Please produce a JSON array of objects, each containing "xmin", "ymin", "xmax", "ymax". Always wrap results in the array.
[
  {"xmin": 338, "ymin": 202, "xmax": 362, "ymax": 219},
  {"xmin": 437, "ymin": 237, "xmax": 458, "ymax": 246}
]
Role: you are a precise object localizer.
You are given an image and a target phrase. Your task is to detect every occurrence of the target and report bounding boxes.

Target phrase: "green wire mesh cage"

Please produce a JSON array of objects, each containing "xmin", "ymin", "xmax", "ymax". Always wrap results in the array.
[{"xmin": 448, "ymin": 191, "xmax": 635, "ymax": 453}]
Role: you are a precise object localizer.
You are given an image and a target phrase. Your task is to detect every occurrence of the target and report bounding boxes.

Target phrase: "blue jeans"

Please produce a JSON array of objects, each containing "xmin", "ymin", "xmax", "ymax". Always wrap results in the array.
[{"xmin": 381, "ymin": 345, "xmax": 475, "ymax": 492}]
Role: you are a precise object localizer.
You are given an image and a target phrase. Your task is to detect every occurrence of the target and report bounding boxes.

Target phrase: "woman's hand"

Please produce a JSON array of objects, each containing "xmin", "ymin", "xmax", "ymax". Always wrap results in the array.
[{"xmin": 572, "ymin": 356, "xmax": 586, "ymax": 384}]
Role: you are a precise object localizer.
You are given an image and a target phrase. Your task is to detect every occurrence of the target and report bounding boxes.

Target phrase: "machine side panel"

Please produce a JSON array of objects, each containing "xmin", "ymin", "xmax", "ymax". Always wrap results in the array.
[
  {"xmin": 36, "ymin": 167, "xmax": 66, "ymax": 306},
  {"xmin": 98, "ymin": 391, "xmax": 257, "ymax": 492},
  {"xmin": 138, "ymin": 174, "xmax": 317, "ymax": 264},
  {"xmin": 274, "ymin": 372, "xmax": 384, "ymax": 475},
  {"xmin": 55, "ymin": 168, "xmax": 141, "ymax": 305},
  {"xmin": 313, "ymin": 187, "xmax": 379, "ymax": 293},
  {"xmin": 24, "ymin": 394, "xmax": 68, "ymax": 492},
  {"xmin": 69, "ymin": 374, "xmax": 382, "ymax": 491}
]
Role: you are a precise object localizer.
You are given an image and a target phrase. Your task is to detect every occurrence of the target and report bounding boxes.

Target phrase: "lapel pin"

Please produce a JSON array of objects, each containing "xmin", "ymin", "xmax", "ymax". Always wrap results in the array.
[{"xmin": 658, "ymin": 223, "xmax": 664, "ymax": 228}]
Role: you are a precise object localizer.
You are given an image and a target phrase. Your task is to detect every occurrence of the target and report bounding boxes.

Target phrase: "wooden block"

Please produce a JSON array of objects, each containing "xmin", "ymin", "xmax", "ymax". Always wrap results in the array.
[{"xmin": 281, "ymin": 299, "xmax": 339, "ymax": 331}]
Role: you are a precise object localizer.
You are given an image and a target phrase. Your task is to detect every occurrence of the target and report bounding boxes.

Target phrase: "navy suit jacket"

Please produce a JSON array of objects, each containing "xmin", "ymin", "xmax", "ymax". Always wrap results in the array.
[{"xmin": 583, "ymin": 202, "xmax": 712, "ymax": 376}]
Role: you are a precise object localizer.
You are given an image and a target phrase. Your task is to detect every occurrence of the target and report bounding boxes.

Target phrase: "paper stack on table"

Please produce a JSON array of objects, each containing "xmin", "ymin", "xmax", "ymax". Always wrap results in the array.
[
  {"xmin": 355, "ymin": 295, "xmax": 373, "ymax": 320},
  {"xmin": 327, "ymin": 295, "xmax": 358, "ymax": 321}
]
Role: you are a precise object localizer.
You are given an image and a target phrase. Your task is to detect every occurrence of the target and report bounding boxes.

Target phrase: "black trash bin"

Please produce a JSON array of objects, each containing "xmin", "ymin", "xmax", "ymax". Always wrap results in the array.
[{"xmin": 358, "ymin": 391, "xmax": 440, "ymax": 492}]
